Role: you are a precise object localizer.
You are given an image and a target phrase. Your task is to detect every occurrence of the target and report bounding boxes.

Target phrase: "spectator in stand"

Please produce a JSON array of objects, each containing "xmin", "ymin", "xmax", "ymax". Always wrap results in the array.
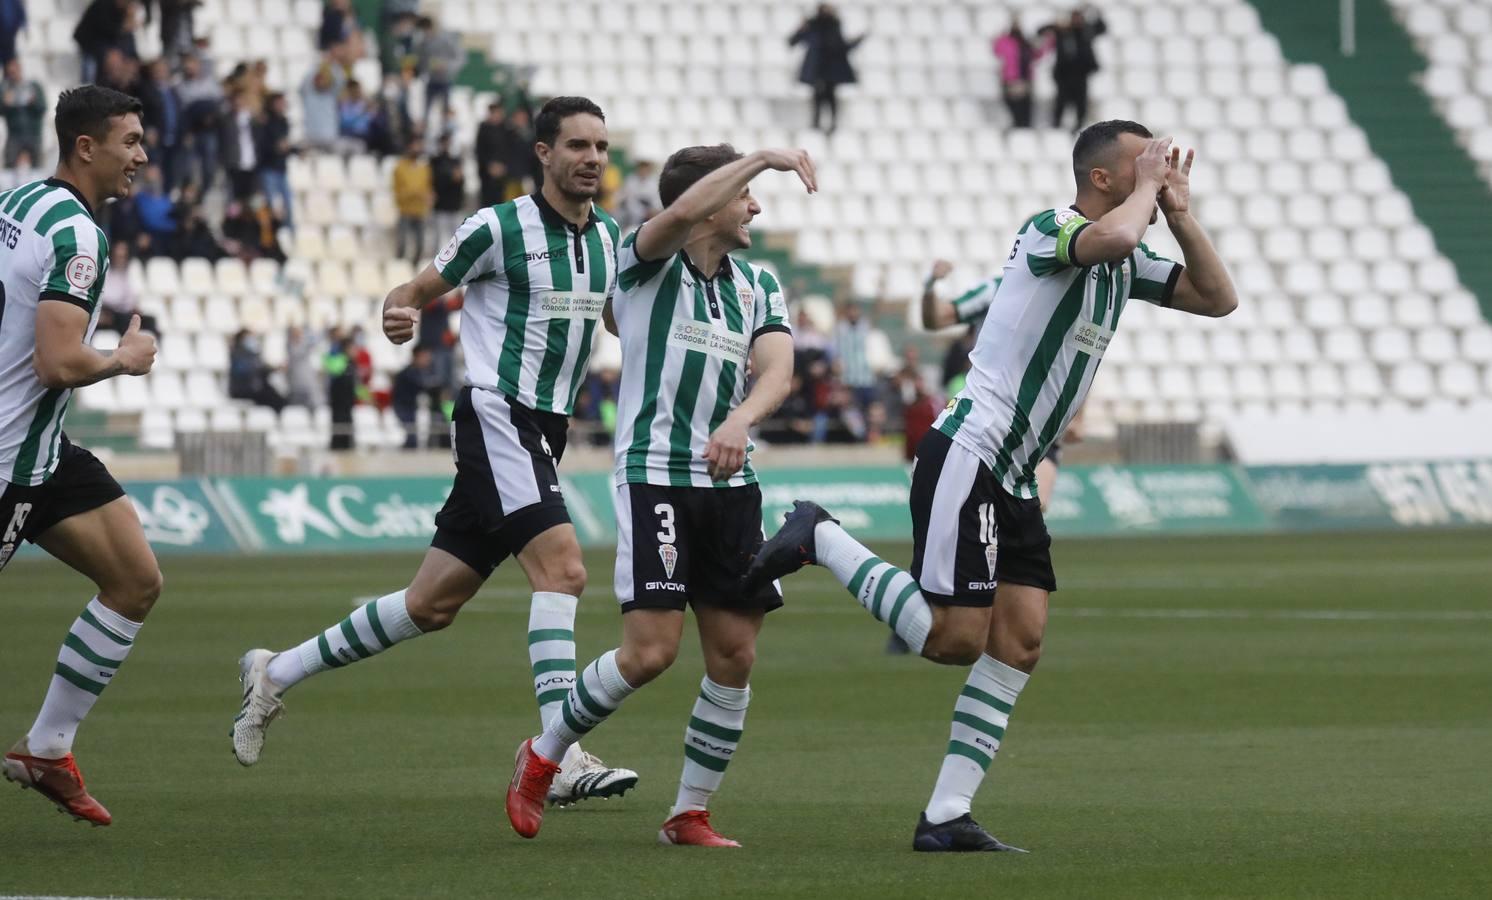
[
  {"xmin": 75, "ymin": 0, "xmax": 130, "ymax": 83},
  {"xmin": 615, "ymin": 159, "xmax": 660, "ymax": 230},
  {"xmin": 790, "ymin": 4, "xmax": 863, "ymax": 135},
  {"xmin": 392, "ymin": 345, "xmax": 444, "ymax": 449},
  {"xmin": 221, "ymin": 196, "xmax": 285, "ymax": 262},
  {"xmin": 4, "ymin": 145, "xmax": 43, "ymax": 184},
  {"xmin": 177, "ymin": 52, "xmax": 224, "ymax": 189},
  {"xmin": 0, "ymin": 59, "xmax": 43, "ymax": 167},
  {"xmin": 372, "ymin": 66, "xmax": 415, "ymax": 155},
  {"xmin": 229, "ymin": 329, "xmax": 288, "ymax": 412},
  {"xmin": 96, "ymin": 242, "xmax": 162, "ymax": 336},
  {"xmin": 505, "ymin": 106, "xmax": 538, "ymax": 190},
  {"xmin": 319, "ymin": 0, "xmax": 356, "ymax": 53},
  {"xmin": 256, "ymin": 91, "xmax": 293, "ymax": 229},
  {"xmin": 759, "ymin": 374, "xmax": 816, "ymax": 445},
  {"xmin": 299, "ymin": 61, "xmax": 344, "ymax": 151},
  {"xmin": 220, "ymin": 91, "xmax": 259, "ymax": 200},
  {"xmin": 899, "ymin": 371, "xmax": 939, "ymax": 463},
  {"xmin": 325, "ymin": 327, "xmax": 356, "ymax": 450},
  {"xmin": 133, "ymin": 164, "xmax": 176, "ymax": 255},
  {"xmin": 171, "ymin": 203, "xmax": 225, "ymax": 261},
  {"xmin": 155, "ymin": 0, "xmax": 195, "ymax": 61},
  {"xmin": 429, "ymin": 133, "xmax": 465, "ymax": 247},
  {"xmin": 1046, "ymin": 7, "xmax": 1106, "ymax": 131},
  {"xmin": 97, "ymin": 47, "xmax": 141, "ymax": 95},
  {"xmin": 0, "ymin": 0, "xmax": 25, "ymax": 68},
  {"xmin": 284, "ymin": 326, "xmax": 321, "ymax": 407},
  {"xmin": 348, "ymin": 325, "xmax": 373, "ymax": 391},
  {"xmin": 993, "ymin": 23, "xmax": 1046, "ymax": 129},
  {"xmin": 416, "ymin": 287, "xmax": 458, "ymax": 392},
  {"xmin": 380, "ymin": 11, "xmax": 417, "ymax": 76},
  {"xmin": 474, "ymin": 101, "xmax": 508, "ymax": 206},
  {"xmin": 391, "ymin": 135, "xmax": 432, "ymax": 262},
  {"xmin": 831, "ymin": 300, "xmax": 881, "ymax": 441},
  {"xmin": 137, "ymin": 57, "xmax": 184, "ymax": 189},
  {"xmin": 415, "ymin": 14, "xmax": 462, "ymax": 133},
  {"xmin": 337, "ymin": 79, "xmax": 375, "ymax": 149}
]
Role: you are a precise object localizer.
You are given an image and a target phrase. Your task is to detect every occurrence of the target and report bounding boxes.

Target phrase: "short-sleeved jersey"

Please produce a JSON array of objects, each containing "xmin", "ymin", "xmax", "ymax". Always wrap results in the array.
[
  {"xmin": 935, "ymin": 207, "xmax": 1182, "ymax": 499},
  {"xmin": 611, "ymin": 233, "xmax": 791, "ymax": 489},
  {"xmin": 0, "ymin": 179, "xmax": 108, "ymax": 487},
  {"xmin": 433, "ymin": 192, "xmax": 619, "ymax": 416},
  {"xmin": 950, "ymin": 274, "xmax": 1002, "ymax": 337}
]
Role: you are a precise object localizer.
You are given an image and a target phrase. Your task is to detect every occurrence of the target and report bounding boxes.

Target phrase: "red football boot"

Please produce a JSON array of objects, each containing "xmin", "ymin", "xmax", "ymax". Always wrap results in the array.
[
  {"xmin": 658, "ymin": 810, "xmax": 741, "ymax": 847},
  {"xmin": 3, "ymin": 740, "xmax": 113, "ymax": 826},
  {"xmin": 505, "ymin": 738, "xmax": 560, "ymax": 838}
]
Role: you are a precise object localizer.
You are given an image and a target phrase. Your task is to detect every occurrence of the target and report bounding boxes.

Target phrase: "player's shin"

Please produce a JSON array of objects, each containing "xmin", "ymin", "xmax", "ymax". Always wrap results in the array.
[
  {"xmin": 816, "ymin": 522, "xmax": 934, "ymax": 653},
  {"xmin": 672, "ymin": 677, "xmax": 749, "ymax": 816},
  {"xmin": 923, "ymin": 654, "xmax": 1028, "ymax": 825},
  {"xmin": 26, "ymin": 597, "xmax": 142, "ymax": 758},
  {"xmin": 533, "ymin": 649, "xmax": 634, "ymax": 763},
  {"xmin": 265, "ymin": 590, "xmax": 424, "ymax": 689}
]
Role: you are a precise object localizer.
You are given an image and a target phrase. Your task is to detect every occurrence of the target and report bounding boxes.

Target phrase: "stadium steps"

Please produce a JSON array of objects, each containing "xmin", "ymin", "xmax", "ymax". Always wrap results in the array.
[{"xmin": 1248, "ymin": 0, "xmax": 1492, "ymax": 321}]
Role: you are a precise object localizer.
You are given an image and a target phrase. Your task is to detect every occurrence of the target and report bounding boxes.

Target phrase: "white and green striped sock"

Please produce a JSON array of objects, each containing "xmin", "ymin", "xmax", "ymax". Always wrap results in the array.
[
  {"xmin": 814, "ymin": 522, "xmax": 933, "ymax": 654},
  {"xmin": 533, "ymin": 649, "xmax": 633, "ymax": 763},
  {"xmin": 26, "ymin": 598, "xmax": 142, "ymax": 759},
  {"xmin": 924, "ymin": 654, "xmax": 1029, "ymax": 825},
  {"xmin": 527, "ymin": 592, "xmax": 578, "ymax": 728},
  {"xmin": 266, "ymin": 591, "xmax": 423, "ymax": 690},
  {"xmin": 672, "ymin": 677, "xmax": 750, "ymax": 817}
]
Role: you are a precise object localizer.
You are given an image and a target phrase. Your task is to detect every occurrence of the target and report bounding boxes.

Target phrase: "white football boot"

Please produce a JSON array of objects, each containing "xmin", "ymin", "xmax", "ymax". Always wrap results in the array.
[
  {"xmin": 232, "ymin": 649, "xmax": 286, "ymax": 766},
  {"xmin": 547, "ymin": 748, "xmax": 639, "ymax": 807}
]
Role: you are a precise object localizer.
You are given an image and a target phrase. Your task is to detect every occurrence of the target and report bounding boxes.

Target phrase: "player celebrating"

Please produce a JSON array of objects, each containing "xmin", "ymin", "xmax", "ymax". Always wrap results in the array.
[
  {"xmin": 748, "ymin": 121, "xmax": 1237, "ymax": 851},
  {"xmin": 921, "ymin": 259, "xmax": 1082, "ymax": 514},
  {"xmin": 1, "ymin": 86, "xmax": 161, "ymax": 826},
  {"xmin": 233, "ymin": 97, "xmax": 636, "ymax": 805},
  {"xmin": 505, "ymin": 144, "xmax": 813, "ymax": 847}
]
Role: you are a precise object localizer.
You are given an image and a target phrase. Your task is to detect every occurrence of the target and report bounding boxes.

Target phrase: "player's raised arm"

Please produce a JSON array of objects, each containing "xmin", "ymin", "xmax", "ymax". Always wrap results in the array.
[
  {"xmin": 634, "ymin": 148, "xmax": 816, "ymax": 263},
  {"xmin": 1066, "ymin": 136, "xmax": 1171, "ymax": 266},
  {"xmin": 381, "ymin": 264, "xmax": 454, "ymax": 344},
  {"xmin": 919, "ymin": 259, "xmax": 959, "ymax": 329},
  {"xmin": 1157, "ymin": 147, "xmax": 1238, "ymax": 317},
  {"xmin": 34, "ymin": 304, "xmax": 155, "ymax": 388},
  {"xmin": 702, "ymin": 331, "xmax": 794, "ymax": 482}
]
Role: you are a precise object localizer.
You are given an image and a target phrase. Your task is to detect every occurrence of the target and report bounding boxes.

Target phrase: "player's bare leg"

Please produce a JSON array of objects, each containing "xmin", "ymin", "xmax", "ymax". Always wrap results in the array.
[
  {"xmin": 658, "ymin": 605, "xmax": 763, "ymax": 848},
  {"xmin": 916, "ymin": 582, "xmax": 1046, "ymax": 852},
  {"xmin": 233, "ymin": 547, "xmax": 479, "ymax": 766},
  {"xmin": 515, "ymin": 524, "xmax": 638, "ymax": 805},
  {"xmin": 5, "ymin": 498, "xmax": 162, "ymax": 826}
]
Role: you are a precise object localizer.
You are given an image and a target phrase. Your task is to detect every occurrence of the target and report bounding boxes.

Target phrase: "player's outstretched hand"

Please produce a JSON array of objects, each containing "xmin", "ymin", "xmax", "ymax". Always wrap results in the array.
[
  {"xmin": 1158, "ymin": 145, "xmax": 1193, "ymax": 216},
  {"xmin": 930, "ymin": 259, "xmax": 954, "ymax": 280},
  {"xmin": 757, "ymin": 149, "xmax": 817, "ymax": 194},
  {"xmin": 1135, "ymin": 136, "xmax": 1172, "ymax": 191},
  {"xmin": 383, "ymin": 305, "xmax": 418, "ymax": 345},
  {"xmin": 115, "ymin": 314, "xmax": 157, "ymax": 376},
  {"xmin": 703, "ymin": 416, "xmax": 749, "ymax": 481}
]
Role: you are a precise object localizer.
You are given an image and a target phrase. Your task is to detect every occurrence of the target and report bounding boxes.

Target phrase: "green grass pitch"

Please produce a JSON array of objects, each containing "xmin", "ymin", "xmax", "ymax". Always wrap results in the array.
[{"xmin": 2, "ymin": 530, "xmax": 1490, "ymax": 899}]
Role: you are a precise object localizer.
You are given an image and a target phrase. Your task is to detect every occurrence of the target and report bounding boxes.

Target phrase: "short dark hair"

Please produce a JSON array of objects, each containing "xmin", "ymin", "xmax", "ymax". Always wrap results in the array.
[
  {"xmin": 658, "ymin": 144, "xmax": 743, "ymax": 208},
  {"xmin": 55, "ymin": 85, "xmax": 143, "ymax": 162},
  {"xmin": 534, "ymin": 96, "xmax": 605, "ymax": 147},
  {"xmin": 1072, "ymin": 119, "xmax": 1152, "ymax": 186}
]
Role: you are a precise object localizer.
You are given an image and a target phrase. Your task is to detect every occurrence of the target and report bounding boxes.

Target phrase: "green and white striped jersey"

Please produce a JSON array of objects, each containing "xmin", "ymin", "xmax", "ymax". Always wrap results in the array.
[
  {"xmin": 935, "ymin": 207, "xmax": 1181, "ymax": 499},
  {"xmin": 612, "ymin": 233, "xmax": 791, "ymax": 488},
  {"xmin": 433, "ymin": 192, "xmax": 619, "ymax": 416},
  {"xmin": 0, "ymin": 179, "xmax": 108, "ymax": 487},
  {"xmin": 951, "ymin": 274, "xmax": 1002, "ymax": 336}
]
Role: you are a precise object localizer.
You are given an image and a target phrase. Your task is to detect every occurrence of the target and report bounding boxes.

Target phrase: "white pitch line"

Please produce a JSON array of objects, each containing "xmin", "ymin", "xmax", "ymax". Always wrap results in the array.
[
  {"xmin": 1052, "ymin": 607, "xmax": 1492, "ymax": 622},
  {"xmin": 0, "ymin": 895, "xmax": 179, "ymax": 900}
]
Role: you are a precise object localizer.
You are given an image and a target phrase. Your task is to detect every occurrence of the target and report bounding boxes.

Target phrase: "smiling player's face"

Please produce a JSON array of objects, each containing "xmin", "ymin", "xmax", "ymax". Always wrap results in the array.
[
  {"xmin": 92, "ymin": 112, "xmax": 148, "ymax": 201},
  {"xmin": 541, "ymin": 114, "xmax": 609, "ymax": 202}
]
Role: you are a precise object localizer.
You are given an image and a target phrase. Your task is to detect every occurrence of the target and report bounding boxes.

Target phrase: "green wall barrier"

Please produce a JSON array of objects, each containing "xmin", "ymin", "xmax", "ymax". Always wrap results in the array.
[{"xmin": 73, "ymin": 461, "xmax": 1492, "ymax": 556}]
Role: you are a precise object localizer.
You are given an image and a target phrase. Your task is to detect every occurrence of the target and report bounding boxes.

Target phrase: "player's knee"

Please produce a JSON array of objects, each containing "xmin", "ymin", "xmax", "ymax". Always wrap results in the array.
[
  {"xmin": 706, "ymin": 641, "xmax": 756, "ymax": 684},
  {"xmin": 106, "ymin": 567, "xmax": 163, "ymax": 620},
  {"xmin": 627, "ymin": 641, "xmax": 678, "ymax": 684},
  {"xmin": 921, "ymin": 628, "xmax": 983, "ymax": 667},
  {"xmin": 533, "ymin": 557, "xmax": 587, "ymax": 597},
  {"xmin": 1003, "ymin": 633, "xmax": 1043, "ymax": 672},
  {"xmin": 406, "ymin": 593, "xmax": 460, "ymax": 631}
]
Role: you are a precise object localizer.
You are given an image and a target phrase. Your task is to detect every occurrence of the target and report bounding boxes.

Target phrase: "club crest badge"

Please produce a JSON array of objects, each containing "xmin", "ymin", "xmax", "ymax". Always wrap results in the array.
[
  {"xmin": 985, "ymin": 542, "xmax": 998, "ymax": 583},
  {"xmin": 658, "ymin": 543, "xmax": 678, "ymax": 580}
]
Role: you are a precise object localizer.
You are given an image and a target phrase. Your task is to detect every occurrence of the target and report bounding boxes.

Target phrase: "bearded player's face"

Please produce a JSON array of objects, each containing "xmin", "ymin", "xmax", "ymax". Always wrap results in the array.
[{"xmin": 541, "ymin": 114, "xmax": 609, "ymax": 201}]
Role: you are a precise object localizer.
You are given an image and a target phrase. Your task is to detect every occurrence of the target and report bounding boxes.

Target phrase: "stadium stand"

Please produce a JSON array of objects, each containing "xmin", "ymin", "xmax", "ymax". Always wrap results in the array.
[{"xmin": 6, "ymin": 0, "xmax": 1492, "ymax": 462}]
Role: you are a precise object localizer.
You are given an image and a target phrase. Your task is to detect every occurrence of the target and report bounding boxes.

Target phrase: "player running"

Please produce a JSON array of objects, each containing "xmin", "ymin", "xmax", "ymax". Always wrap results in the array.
[
  {"xmin": 505, "ymin": 144, "xmax": 813, "ymax": 847},
  {"xmin": 1, "ymin": 86, "xmax": 160, "ymax": 826},
  {"xmin": 233, "ymin": 97, "xmax": 636, "ymax": 805},
  {"xmin": 747, "ymin": 121, "xmax": 1237, "ymax": 851}
]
